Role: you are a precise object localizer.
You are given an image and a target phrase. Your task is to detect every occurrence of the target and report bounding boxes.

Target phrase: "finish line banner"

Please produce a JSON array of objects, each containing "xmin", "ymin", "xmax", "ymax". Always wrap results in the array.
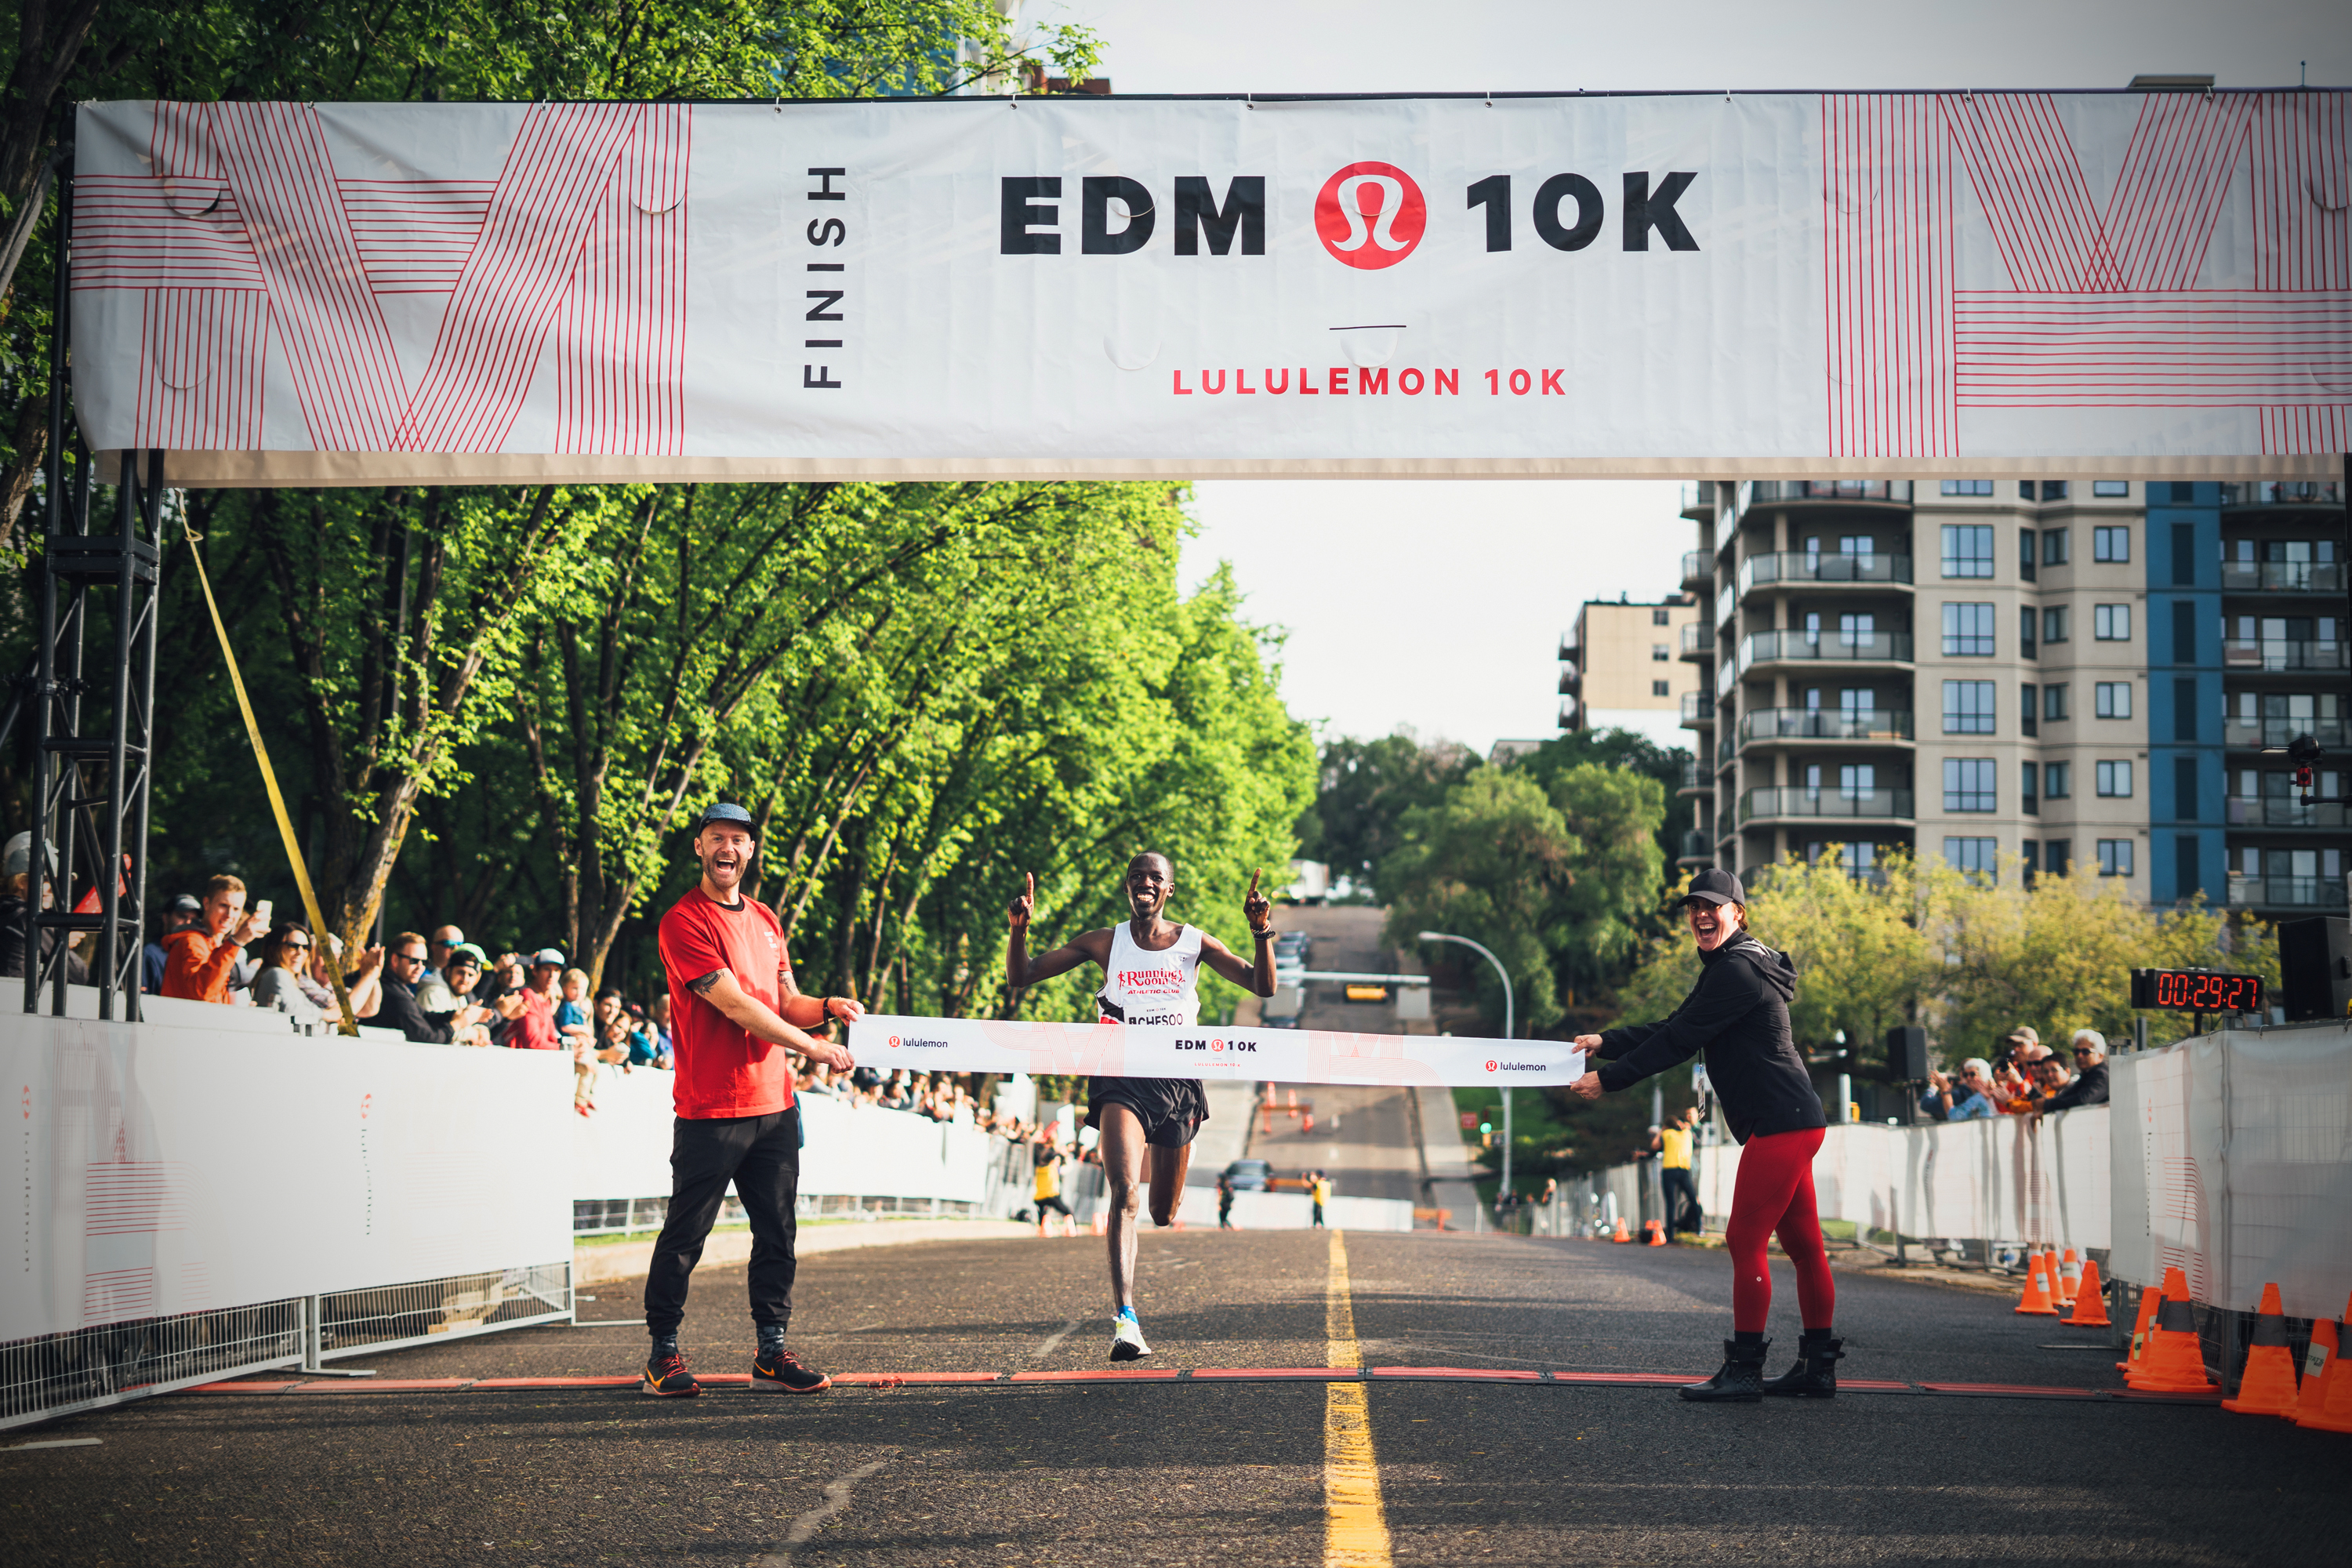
[
  {"xmin": 846, "ymin": 1015, "xmax": 1584, "ymax": 1087},
  {"xmin": 72, "ymin": 92, "xmax": 2351, "ymax": 487}
]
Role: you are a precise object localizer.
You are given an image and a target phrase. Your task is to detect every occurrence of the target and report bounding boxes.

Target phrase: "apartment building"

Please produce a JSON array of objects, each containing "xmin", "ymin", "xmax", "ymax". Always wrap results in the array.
[
  {"xmin": 1556, "ymin": 593, "xmax": 1704, "ymax": 755},
  {"xmin": 1599, "ymin": 477, "xmax": 2347, "ymax": 920}
]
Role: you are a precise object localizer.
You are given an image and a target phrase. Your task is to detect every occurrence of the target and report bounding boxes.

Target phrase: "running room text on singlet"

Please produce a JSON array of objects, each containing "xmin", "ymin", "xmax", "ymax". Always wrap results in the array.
[{"xmin": 1096, "ymin": 924, "xmax": 1202, "ymax": 1027}]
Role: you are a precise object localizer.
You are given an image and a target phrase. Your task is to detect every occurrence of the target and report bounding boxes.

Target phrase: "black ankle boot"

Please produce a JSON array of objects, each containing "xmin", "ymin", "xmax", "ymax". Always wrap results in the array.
[
  {"xmin": 1679, "ymin": 1338, "xmax": 1769, "ymax": 1403},
  {"xmin": 1762, "ymin": 1333, "xmax": 1844, "ymax": 1398}
]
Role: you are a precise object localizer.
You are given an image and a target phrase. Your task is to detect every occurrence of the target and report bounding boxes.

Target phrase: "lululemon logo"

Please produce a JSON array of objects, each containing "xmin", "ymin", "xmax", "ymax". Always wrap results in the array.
[
  {"xmin": 888, "ymin": 1035, "xmax": 902, "ymax": 1048},
  {"xmin": 1211, "ymin": 1038, "xmax": 1225, "ymax": 1052},
  {"xmin": 1485, "ymin": 1060, "xmax": 1497, "ymax": 1073},
  {"xmin": 1316, "ymin": 162, "xmax": 1425, "ymax": 269}
]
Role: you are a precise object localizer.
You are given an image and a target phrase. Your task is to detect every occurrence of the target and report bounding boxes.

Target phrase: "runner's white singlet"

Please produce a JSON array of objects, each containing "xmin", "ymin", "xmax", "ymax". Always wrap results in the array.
[{"xmin": 1097, "ymin": 924, "xmax": 1201, "ymax": 1027}]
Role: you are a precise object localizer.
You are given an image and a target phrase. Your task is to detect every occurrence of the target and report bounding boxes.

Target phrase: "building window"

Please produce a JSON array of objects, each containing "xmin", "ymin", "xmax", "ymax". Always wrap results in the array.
[
  {"xmin": 2042, "ymin": 481, "xmax": 2070, "ymax": 502},
  {"xmin": 1653, "ymin": 608, "xmax": 1671, "ymax": 626},
  {"xmin": 2097, "ymin": 838, "xmax": 2135, "ymax": 877},
  {"xmin": 1943, "ymin": 601, "xmax": 1996, "ymax": 656},
  {"xmin": 1941, "ymin": 480, "xmax": 1995, "ymax": 496},
  {"xmin": 2096, "ymin": 760, "xmax": 2134, "ymax": 797},
  {"xmin": 2175, "ymin": 834, "xmax": 2200, "ymax": 896},
  {"xmin": 2046, "ymin": 838, "xmax": 2072, "ymax": 873},
  {"xmin": 2043, "ymin": 529, "xmax": 2071, "ymax": 566},
  {"xmin": 2044, "ymin": 683, "xmax": 2068, "ymax": 722},
  {"xmin": 2093, "ymin": 604, "xmax": 2132, "ymax": 641},
  {"xmin": 2175, "ymin": 756, "xmax": 2198, "ymax": 820},
  {"xmin": 2174, "ymin": 677, "xmax": 2198, "ymax": 742},
  {"xmin": 1943, "ymin": 680, "xmax": 1996, "ymax": 734},
  {"xmin": 2095, "ymin": 681, "xmax": 2132, "ymax": 719},
  {"xmin": 2020, "ymin": 606, "xmax": 2036, "ymax": 659},
  {"xmin": 2172, "ymin": 599, "xmax": 2197, "ymax": 662},
  {"xmin": 2023, "ymin": 840, "xmax": 2042, "ymax": 878},
  {"xmin": 2045, "ymin": 760, "xmax": 2071, "ymax": 798},
  {"xmin": 2022, "ymin": 760, "xmax": 2039, "ymax": 815},
  {"xmin": 1941, "ymin": 524, "xmax": 1994, "ymax": 579},
  {"xmin": 2092, "ymin": 525, "xmax": 2131, "ymax": 562},
  {"xmin": 1651, "ymin": 679, "xmax": 1671, "ymax": 697},
  {"xmin": 2094, "ymin": 481, "xmax": 2130, "ymax": 499},
  {"xmin": 1653, "ymin": 643, "xmax": 1671, "ymax": 661},
  {"xmin": 1944, "ymin": 837, "xmax": 1999, "ymax": 878},
  {"xmin": 2043, "ymin": 605, "xmax": 2070, "ymax": 644},
  {"xmin": 1944, "ymin": 757, "xmax": 1996, "ymax": 812},
  {"xmin": 2019, "ymin": 528, "xmax": 2038, "ymax": 583},
  {"xmin": 2170, "ymin": 481, "xmax": 2195, "ymax": 504},
  {"xmin": 2172, "ymin": 522, "xmax": 2196, "ymax": 586},
  {"xmin": 1840, "ymin": 842, "xmax": 1876, "ymax": 877},
  {"xmin": 2021, "ymin": 682, "xmax": 2038, "ymax": 736}
]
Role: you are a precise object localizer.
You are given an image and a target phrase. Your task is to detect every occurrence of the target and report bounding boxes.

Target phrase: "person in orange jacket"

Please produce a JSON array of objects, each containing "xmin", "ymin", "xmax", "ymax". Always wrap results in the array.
[{"xmin": 160, "ymin": 875, "xmax": 266, "ymax": 1004}]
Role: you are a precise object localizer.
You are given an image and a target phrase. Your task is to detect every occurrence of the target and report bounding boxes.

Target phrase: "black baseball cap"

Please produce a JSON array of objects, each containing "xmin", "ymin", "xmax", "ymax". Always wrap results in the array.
[
  {"xmin": 694, "ymin": 802, "xmax": 755, "ymax": 832},
  {"xmin": 169, "ymin": 893, "xmax": 203, "ymax": 914},
  {"xmin": 1677, "ymin": 868, "xmax": 1746, "ymax": 907}
]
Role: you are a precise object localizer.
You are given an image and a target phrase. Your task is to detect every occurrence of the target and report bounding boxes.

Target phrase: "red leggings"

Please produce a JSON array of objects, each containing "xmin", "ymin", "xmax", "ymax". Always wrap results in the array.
[{"xmin": 1724, "ymin": 1126, "xmax": 1835, "ymax": 1334}]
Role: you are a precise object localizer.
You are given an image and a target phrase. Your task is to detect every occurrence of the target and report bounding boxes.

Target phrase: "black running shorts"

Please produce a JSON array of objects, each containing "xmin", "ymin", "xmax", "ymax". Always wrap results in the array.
[
  {"xmin": 1085, "ymin": 1076, "xmax": 1207, "ymax": 1148},
  {"xmin": 1036, "ymin": 1195, "xmax": 1073, "ymax": 1218}
]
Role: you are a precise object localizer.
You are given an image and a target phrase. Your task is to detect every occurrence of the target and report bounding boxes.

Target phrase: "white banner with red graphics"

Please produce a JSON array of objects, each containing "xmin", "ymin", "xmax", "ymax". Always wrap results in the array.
[
  {"xmin": 848, "ymin": 1014, "xmax": 1581, "ymax": 1087},
  {"xmin": 71, "ymin": 92, "xmax": 2350, "ymax": 485}
]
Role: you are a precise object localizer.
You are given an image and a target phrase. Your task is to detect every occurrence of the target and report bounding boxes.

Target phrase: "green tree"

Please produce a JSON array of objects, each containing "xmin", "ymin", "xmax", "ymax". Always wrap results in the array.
[
  {"xmin": 1511, "ymin": 726, "xmax": 1693, "ymax": 884},
  {"xmin": 1298, "ymin": 731, "xmax": 1474, "ymax": 896}
]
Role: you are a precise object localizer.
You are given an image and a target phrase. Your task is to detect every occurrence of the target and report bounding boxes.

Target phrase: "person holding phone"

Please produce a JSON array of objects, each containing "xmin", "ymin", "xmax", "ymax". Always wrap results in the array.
[{"xmin": 160, "ymin": 875, "xmax": 267, "ymax": 1004}]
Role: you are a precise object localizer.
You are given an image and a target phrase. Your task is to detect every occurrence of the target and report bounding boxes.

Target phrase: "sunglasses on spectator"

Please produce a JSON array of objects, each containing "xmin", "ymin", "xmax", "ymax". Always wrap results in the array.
[
  {"xmin": 394, "ymin": 950, "xmax": 427, "ymax": 964},
  {"xmin": 284, "ymin": 939, "xmax": 311, "ymax": 953}
]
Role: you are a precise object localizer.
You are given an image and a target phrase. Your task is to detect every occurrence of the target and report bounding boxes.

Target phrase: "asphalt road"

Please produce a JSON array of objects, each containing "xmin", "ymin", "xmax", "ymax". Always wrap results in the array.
[{"xmin": 5, "ymin": 1229, "xmax": 2339, "ymax": 1567}]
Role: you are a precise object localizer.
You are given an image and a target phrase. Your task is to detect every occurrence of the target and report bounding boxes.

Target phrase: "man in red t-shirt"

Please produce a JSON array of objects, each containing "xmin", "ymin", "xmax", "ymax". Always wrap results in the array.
[{"xmin": 641, "ymin": 802, "xmax": 861, "ymax": 1399}]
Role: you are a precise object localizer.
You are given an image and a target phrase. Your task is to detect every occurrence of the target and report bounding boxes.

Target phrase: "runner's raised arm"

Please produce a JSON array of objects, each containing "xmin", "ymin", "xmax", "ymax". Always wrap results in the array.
[
  {"xmin": 1004, "ymin": 870, "xmax": 1112, "ymax": 993},
  {"xmin": 1195, "ymin": 867, "xmax": 1279, "ymax": 998}
]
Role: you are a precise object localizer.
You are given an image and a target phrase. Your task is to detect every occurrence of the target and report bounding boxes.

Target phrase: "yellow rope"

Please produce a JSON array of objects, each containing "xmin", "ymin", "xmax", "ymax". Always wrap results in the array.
[{"xmin": 181, "ymin": 518, "xmax": 359, "ymax": 1036}]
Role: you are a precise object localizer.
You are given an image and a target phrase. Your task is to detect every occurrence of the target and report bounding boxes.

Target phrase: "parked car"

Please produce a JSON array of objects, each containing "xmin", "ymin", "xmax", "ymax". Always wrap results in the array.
[{"xmin": 1223, "ymin": 1159, "xmax": 1274, "ymax": 1191}]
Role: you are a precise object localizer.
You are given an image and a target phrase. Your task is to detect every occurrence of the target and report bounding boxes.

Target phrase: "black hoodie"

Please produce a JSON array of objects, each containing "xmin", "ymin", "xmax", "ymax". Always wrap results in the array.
[{"xmin": 1592, "ymin": 931, "xmax": 1823, "ymax": 1145}]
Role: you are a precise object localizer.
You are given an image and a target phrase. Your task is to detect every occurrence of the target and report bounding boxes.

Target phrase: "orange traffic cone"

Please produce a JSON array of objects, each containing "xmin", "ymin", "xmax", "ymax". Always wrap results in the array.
[
  {"xmin": 2056, "ymin": 1249, "xmax": 2082, "ymax": 1307},
  {"xmin": 2128, "ymin": 1268, "xmax": 2219, "ymax": 1395},
  {"xmin": 2118, "ymin": 1284, "xmax": 2161, "ymax": 1373},
  {"xmin": 2013, "ymin": 1251, "xmax": 2058, "ymax": 1316},
  {"xmin": 2064, "ymin": 1258, "xmax": 2111, "ymax": 1327},
  {"xmin": 2296, "ymin": 1312, "xmax": 2352, "ymax": 1433},
  {"xmin": 2222, "ymin": 1283, "xmax": 2300, "ymax": 1416},
  {"xmin": 1610, "ymin": 1216, "xmax": 1632, "ymax": 1243},
  {"xmin": 2292, "ymin": 1315, "xmax": 2339, "ymax": 1427},
  {"xmin": 1646, "ymin": 1219, "xmax": 1666, "ymax": 1247}
]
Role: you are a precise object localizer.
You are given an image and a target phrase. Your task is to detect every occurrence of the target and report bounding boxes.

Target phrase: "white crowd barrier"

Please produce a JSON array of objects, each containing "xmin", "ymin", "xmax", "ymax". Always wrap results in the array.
[
  {"xmin": 2, "ymin": 1000, "xmax": 574, "ymax": 1429},
  {"xmin": 2111, "ymin": 1023, "xmax": 2352, "ymax": 1319},
  {"xmin": 1559, "ymin": 1109, "xmax": 2115, "ymax": 1257}
]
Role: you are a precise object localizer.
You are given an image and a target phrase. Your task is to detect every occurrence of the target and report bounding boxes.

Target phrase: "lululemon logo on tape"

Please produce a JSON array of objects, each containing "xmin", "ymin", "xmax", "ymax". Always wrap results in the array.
[
  {"xmin": 1316, "ymin": 162, "xmax": 1425, "ymax": 268},
  {"xmin": 1211, "ymin": 1038, "xmax": 1225, "ymax": 1052},
  {"xmin": 1486, "ymin": 1060, "xmax": 1497, "ymax": 1073},
  {"xmin": 888, "ymin": 1035, "xmax": 902, "ymax": 1048}
]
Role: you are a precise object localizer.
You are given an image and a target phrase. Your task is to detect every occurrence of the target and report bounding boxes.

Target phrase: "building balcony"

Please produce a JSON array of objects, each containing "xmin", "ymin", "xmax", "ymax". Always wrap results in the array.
[
  {"xmin": 1677, "ymin": 759, "xmax": 1707, "ymax": 797},
  {"xmin": 2227, "ymin": 797, "xmax": 2350, "ymax": 828},
  {"xmin": 2220, "ymin": 561, "xmax": 2347, "ymax": 594},
  {"xmin": 1682, "ymin": 549, "xmax": 1714, "ymax": 592},
  {"xmin": 1677, "ymin": 829, "xmax": 1714, "ymax": 864},
  {"xmin": 1738, "ymin": 630, "xmax": 1913, "ymax": 674},
  {"xmin": 1740, "ymin": 787, "xmax": 1915, "ymax": 826},
  {"xmin": 1557, "ymin": 699, "xmax": 1577, "ymax": 730},
  {"xmin": 1681, "ymin": 689, "xmax": 1715, "ymax": 727},
  {"xmin": 2229, "ymin": 873, "xmax": 2350, "ymax": 910},
  {"xmin": 1681, "ymin": 482, "xmax": 1720, "ymax": 521},
  {"xmin": 1738, "ymin": 551, "xmax": 1914, "ymax": 598},
  {"xmin": 2221, "ymin": 481, "xmax": 2343, "ymax": 508},
  {"xmin": 1717, "ymin": 735, "xmax": 1737, "ymax": 771},
  {"xmin": 1559, "ymin": 633, "xmax": 1577, "ymax": 663},
  {"xmin": 2222, "ymin": 638, "xmax": 2350, "ymax": 673},
  {"xmin": 1679, "ymin": 622, "xmax": 1714, "ymax": 662},
  {"xmin": 1748, "ymin": 480, "xmax": 1914, "ymax": 506},
  {"xmin": 1739, "ymin": 708, "xmax": 1916, "ymax": 746},
  {"xmin": 2226, "ymin": 717, "xmax": 2350, "ymax": 750},
  {"xmin": 1557, "ymin": 665, "xmax": 1578, "ymax": 695}
]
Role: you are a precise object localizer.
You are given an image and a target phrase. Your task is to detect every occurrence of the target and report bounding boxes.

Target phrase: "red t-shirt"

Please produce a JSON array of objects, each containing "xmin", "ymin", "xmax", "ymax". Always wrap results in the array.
[
  {"xmin": 658, "ymin": 887, "xmax": 796, "ymax": 1120},
  {"xmin": 506, "ymin": 986, "xmax": 560, "ymax": 1050}
]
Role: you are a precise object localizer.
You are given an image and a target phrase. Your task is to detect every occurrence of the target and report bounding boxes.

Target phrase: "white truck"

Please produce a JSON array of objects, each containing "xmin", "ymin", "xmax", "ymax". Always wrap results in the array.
[{"xmin": 1285, "ymin": 859, "xmax": 1330, "ymax": 905}]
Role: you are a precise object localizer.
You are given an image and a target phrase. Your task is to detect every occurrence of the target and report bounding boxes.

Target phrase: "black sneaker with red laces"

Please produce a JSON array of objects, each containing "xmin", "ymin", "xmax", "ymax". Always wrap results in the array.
[
  {"xmin": 751, "ymin": 1345, "xmax": 831, "ymax": 1394},
  {"xmin": 641, "ymin": 1347, "xmax": 702, "ymax": 1397}
]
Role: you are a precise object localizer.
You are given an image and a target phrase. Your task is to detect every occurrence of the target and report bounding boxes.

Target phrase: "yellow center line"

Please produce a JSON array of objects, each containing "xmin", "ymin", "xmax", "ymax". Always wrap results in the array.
[{"xmin": 1323, "ymin": 1230, "xmax": 1393, "ymax": 1568}]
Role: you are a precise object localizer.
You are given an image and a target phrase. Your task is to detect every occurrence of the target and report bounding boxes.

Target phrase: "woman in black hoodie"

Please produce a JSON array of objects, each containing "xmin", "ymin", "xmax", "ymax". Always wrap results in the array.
[{"xmin": 1569, "ymin": 868, "xmax": 1837, "ymax": 1403}]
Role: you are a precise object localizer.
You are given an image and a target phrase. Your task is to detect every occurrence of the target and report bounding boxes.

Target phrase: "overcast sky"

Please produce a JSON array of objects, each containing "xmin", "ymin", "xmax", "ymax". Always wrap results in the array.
[{"xmin": 1047, "ymin": 0, "xmax": 2350, "ymax": 756}]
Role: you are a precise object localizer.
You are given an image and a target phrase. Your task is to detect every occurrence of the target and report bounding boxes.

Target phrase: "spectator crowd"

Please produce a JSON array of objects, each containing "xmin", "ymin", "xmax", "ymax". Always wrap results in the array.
[{"xmin": 1919, "ymin": 1024, "xmax": 2111, "ymax": 1121}]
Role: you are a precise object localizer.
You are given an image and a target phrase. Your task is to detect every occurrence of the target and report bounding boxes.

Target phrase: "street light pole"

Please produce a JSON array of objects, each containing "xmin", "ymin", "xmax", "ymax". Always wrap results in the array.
[{"xmin": 1417, "ymin": 931, "xmax": 1515, "ymax": 1214}]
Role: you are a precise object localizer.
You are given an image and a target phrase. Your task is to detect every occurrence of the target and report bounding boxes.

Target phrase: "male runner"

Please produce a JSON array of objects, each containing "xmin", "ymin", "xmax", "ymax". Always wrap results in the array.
[
  {"xmin": 1005, "ymin": 853, "xmax": 1276, "ymax": 1359},
  {"xmin": 643, "ymin": 802, "xmax": 863, "ymax": 1398}
]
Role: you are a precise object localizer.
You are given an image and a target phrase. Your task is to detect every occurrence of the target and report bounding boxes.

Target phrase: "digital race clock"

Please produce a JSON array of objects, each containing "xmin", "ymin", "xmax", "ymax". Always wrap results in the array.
[{"xmin": 2129, "ymin": 967, "xmax": 2263, "ymax": 1015}]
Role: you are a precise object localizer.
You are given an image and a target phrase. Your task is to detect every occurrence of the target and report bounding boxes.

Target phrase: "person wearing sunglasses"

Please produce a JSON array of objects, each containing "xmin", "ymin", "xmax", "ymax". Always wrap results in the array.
[
  {"xmin": 249, "ymin": 921, "xmax": 325, "ymax": 1027},
  {"xmin": 2036, "ymin": 1030, "xmax": 2110, "ymax": 1114}
]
